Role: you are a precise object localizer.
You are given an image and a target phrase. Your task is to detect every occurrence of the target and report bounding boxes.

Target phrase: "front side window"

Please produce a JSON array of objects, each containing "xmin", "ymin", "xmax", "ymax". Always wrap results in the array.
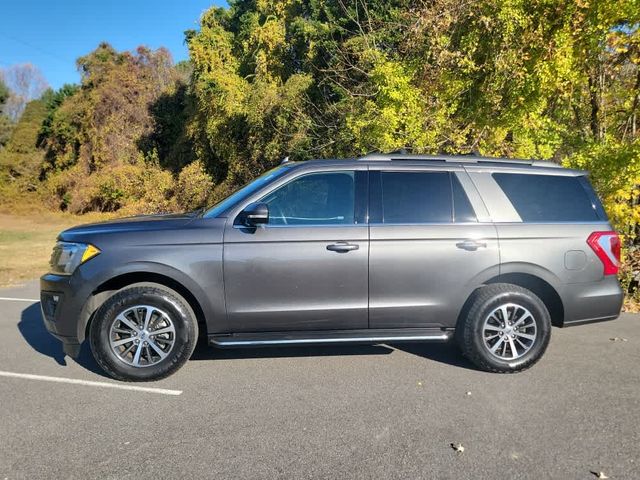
[
  {"xmin": 380, "ymin": 171, "xmax": 453, "ymax": 223},
  {"xmin": 261, "ymin": 171, "xmax": 355, "ymax": 225}
]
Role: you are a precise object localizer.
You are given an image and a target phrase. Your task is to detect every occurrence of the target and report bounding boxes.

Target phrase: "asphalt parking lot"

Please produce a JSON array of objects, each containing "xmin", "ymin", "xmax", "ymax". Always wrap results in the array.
[{"xmin": 0, "ymin": 281, "xmax": 639, "ymax": 479}]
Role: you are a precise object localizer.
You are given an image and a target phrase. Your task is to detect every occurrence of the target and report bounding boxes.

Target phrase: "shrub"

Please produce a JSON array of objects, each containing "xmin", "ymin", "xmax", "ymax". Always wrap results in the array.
[
  {"xmin": 44, "ymin": 153, "xmax": 178, "ymax": 215},
  {"xmin": 175, "ymin": 160, "xmax": 213, "ymax": 211}
]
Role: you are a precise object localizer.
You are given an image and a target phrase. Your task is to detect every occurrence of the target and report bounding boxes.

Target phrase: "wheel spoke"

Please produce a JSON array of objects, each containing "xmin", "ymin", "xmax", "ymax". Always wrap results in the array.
[
  {"xmin": 514, "ymin": 332, "xmax": 536, "ymax": 341},
  {"xmin": 148, "ymin": 339, "xmax": 168, "ymax": 359},
  {"xmin": 112, "ymin": 337, "xmax": 135, "ymax": 347},
  {"xmin": 514, "ymin": 337, "xmax": 529, "ymax": 349},
  {"xmin": 132, "ymin": 344, "xmax": 143, "ymax": 366},
  {"xmin": 122, "ymin": 343, "xmax": 136, "ymax": 357},
  {"xmin": 507, "ymin": 337, "xmax": 518, "ymax": 359},
  {"xmin": 490, "ymin": 337, "xmax": 505, "ymax": 353},
  {"xmin": 500, "ymin": 305, "xmax": 510, "ymax": 323},
  {"xmin": 484, "ymin": 324, "xmax": 502, "ymax": 332},
  {"xmin": 150, "ymin": 326, "xmax": 174, "ymax": 336},
  {"xmin": 513, "ymin": 313, "xmax": 532, "ymax": 328},
  {"xmin": 143, "ymin": 308, "xmax": 154, "ymax": 330},
  {"xmin": 145, "ymin": 344, "xmax": 154, "ymax": 362},
  {"xmin": 116, "ymin": 314, "xmax": 139, "ymax": 332}
]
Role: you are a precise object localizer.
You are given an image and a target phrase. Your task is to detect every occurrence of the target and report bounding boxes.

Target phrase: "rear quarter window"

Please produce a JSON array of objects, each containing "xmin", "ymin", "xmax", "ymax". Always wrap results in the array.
[{"xmin": 492, "ymin": 173, "xmax": 601, "ymax": 222}]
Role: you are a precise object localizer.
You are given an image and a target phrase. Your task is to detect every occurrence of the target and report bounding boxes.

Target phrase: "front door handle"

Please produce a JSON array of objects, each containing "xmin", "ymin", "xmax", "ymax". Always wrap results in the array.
[
  {"xmin": 456, "ymin": 239, "xmax": 487, "ymax": 251},
  {"xmin": 327, "ymin": 242, "xmax": 359, "ymax": 253}
]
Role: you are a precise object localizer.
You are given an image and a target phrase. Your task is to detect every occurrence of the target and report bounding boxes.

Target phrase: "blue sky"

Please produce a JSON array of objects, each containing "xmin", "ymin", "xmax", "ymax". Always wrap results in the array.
[{"xmin": 0, "ymin": 0, "xmax": 225, "ymax": 90}]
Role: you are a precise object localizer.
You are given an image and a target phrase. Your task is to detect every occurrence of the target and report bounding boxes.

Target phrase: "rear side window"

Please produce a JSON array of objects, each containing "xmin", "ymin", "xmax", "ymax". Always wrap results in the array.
[
  {"xmin": 492, "ymin": 173, "xmax": 600, "ymax": 222},
  {"xmin": 378, "ymin": 172, "xmax": 476, "ymax": 223},
  {"xmin": 381, "ymin": 172, "xmax": 451, "ymax": 223}
]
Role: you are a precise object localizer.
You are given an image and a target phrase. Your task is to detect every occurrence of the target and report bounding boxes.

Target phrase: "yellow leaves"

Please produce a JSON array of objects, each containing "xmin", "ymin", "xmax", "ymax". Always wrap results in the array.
[
  {"xmin": 564, "ymin": 140, "xmax": 640, "ymax": 240},
  {"xmin": 255, "ymin": 0, "xmax": 292, "ymax": 17},
  {"xmin": 345, "ymin": 55, "xmax": 434, "ymax": 154}
]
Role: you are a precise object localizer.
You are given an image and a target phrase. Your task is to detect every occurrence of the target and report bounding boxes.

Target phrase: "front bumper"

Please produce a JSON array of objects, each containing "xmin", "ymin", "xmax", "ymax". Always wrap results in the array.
[{"xmin": 40, "ymin": 273, "xmax": 90, "ymax": 354}]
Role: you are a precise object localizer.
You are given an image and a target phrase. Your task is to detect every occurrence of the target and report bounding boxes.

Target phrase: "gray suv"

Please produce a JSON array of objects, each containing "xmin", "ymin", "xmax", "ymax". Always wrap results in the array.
[{"xmin": 40, "ymin": 153, "xmax": 623, "ymax": 381}]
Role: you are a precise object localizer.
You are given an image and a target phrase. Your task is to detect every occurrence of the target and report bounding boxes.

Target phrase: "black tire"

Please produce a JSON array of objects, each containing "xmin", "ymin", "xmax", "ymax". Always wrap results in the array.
[
  {"xmin": 457, "ymin": 283, "xmax": 551, "ymax": 373},
  {"xmin": 90, "ymin": 284, "xmax": 198, "ymax": 382}
]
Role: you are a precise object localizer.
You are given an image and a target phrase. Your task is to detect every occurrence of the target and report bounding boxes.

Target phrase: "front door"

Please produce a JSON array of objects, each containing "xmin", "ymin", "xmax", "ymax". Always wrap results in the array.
[{"xmin": 223, "ymin": 169, "xmax": 369, "ymax": 332}]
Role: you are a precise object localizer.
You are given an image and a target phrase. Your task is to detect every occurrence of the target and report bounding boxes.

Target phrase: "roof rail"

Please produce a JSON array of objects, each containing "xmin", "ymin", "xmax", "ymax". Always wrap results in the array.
[{"xmin": 357, "ymin": 152, "xmax": 560, "ymax": 168}]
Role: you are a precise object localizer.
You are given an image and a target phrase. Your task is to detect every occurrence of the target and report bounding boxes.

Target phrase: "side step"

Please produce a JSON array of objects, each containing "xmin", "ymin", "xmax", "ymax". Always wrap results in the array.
[{"xmin": 209, "ymin": 328, "xmax": 453, "ymax": 348}]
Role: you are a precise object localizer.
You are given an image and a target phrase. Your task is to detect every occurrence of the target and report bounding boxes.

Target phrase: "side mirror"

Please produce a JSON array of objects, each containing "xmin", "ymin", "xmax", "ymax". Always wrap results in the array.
[{"xmin": 241, "ymin": 202, "xmax": 269, "ymax": 226}]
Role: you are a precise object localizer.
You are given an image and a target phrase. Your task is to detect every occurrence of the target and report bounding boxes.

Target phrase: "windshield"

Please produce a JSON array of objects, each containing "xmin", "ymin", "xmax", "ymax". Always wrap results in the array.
[{"xmin": 203, "ymin": 165, "xmax": 293, "ymax": 218}]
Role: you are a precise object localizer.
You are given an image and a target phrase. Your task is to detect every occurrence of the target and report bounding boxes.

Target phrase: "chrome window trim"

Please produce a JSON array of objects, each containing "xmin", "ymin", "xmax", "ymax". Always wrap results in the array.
[
  {"xmin": 369, "ymin": 222, "xmax": 495, "ymax": 227},
  {"xmin": 233, "ymin": 223, "xmax": 367, "ymax": 229}
]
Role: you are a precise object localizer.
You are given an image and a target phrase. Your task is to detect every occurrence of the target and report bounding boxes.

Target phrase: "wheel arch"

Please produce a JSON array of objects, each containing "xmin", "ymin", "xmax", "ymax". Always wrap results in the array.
[
  {"xmin": 79, "ymin": 269, "xmax": 209, "ymax": 343},
  {"xmin": 456, "ymin": 271, "xmax": 565, "ymax": 329}
]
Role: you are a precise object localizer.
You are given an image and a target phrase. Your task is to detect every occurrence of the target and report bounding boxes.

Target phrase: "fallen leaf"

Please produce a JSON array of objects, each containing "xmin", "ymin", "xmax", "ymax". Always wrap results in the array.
[
  {"xmin": 450, "ymin": 443, "xmax": 465, "ymax": 453},
  {"xmin": 609, "ymin": 337, "xmax": 628, "ymax": 342},
  {"xmin": 591, "ymin": 471, "xmax": 609, "ymax": 479}
]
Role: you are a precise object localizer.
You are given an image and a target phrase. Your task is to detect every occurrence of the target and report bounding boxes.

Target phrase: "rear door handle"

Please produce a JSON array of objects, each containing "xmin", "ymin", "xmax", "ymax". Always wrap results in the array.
[
  {"xmin": 327, "ymin": 242, "xmax": 359, "ymax": 252},
  {"xmin": 456, "ymin": 239, "xmax": 487, "ymax": 251}
]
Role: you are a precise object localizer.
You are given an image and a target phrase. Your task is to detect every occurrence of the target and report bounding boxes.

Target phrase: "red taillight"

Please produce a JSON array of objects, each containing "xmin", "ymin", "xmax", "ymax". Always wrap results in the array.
[{"xmin": 587, "ymin": 231, "xmax": 621, "ymax": 275}]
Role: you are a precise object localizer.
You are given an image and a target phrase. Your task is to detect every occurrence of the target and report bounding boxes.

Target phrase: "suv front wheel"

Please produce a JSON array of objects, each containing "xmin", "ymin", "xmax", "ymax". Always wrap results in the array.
[
  {"xmin": 457, "ymin": 283, "xmax": 551, "ymax": 373},
  {"xmin": 90, "ymin": 284, "xmax": 198, "ymax": 382}
]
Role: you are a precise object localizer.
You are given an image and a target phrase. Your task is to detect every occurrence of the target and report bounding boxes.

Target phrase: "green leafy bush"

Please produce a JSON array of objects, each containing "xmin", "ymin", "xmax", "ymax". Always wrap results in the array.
[{"xmin": 175, "ymin": 161, "xmax": 213, "ymax": 211}]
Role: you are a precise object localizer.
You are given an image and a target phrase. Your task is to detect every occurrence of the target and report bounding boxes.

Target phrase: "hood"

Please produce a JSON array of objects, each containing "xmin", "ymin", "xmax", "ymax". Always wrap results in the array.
[{"xmin": 58, "ymin": 212, "xmax": 199, "ymax": 242}]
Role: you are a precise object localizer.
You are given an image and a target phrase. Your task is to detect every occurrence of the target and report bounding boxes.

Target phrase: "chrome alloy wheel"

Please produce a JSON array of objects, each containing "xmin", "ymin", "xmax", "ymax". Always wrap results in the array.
[
  {"xmin": 109, "ymin": 305, "xmax": 176, "ymax": 367},
  {"xmin": 482, "ymin": 303, "xmax": 537, "ymax": 360}
]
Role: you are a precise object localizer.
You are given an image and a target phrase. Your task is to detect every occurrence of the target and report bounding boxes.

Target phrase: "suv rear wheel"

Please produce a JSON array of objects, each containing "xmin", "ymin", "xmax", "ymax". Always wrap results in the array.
[
  {"xmin": 457, "ymin": 283, "xmax": 551, "ymax": 373},
  {"xmin": 90, "ymin": 284, "xmax": 198, "ymax": 382}
]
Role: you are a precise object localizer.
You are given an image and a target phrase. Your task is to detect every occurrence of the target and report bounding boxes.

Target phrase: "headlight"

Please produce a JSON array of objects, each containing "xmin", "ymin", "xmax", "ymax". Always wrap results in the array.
[{"xmin": 49, "ymin": 242, "xmax": 101, "ymax": 275}]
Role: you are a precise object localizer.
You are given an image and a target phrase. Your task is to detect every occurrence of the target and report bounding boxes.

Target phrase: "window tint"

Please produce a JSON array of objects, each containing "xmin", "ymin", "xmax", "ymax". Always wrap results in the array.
[
  {"xmin": 381, "ymin": 172, "xmax": 452, "ymax": 223},
  {"xmin": 452, "ymin": 174, "xmax": 477, "ymax": 222},
  {"xmin": 261, "ymin": 171, "xmax": 355, "ymax": 225},
  {"xmin": 492, "ymin": 173, "xmax": 599, "ymax": 222}
]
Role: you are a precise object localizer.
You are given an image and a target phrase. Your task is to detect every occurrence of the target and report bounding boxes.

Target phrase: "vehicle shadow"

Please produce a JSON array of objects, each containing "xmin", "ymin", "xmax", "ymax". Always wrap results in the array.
[
  {"xmin": 191, "ymin": 337, "xmax": 477, "ymax": 371},
  {"xmin": 390, "ymin": 342, "xmax": 478, "ymax": 371},
  {"xmin": 17, "ymin": 303, "xmax": 108, "ymax": 377},
  {"xmin": 191, "ymin": 338, "xmax": 394, "ymax": 361}
]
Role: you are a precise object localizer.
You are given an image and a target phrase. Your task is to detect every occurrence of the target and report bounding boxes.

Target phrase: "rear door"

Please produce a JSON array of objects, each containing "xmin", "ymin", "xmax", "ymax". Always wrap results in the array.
[{"xmin": 368, "ymin": 166, "xmax": 499, "ymax": 329}]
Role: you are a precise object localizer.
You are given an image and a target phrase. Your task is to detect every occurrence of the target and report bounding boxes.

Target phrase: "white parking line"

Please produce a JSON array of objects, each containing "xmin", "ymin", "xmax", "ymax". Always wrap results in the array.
[
  {"xmin": 0, "ymin": 371, "xmax": 183, "ymax": 396},
  {"xmin": 0, "ymin": 297, "xmax": 39, "ymax": 302}
]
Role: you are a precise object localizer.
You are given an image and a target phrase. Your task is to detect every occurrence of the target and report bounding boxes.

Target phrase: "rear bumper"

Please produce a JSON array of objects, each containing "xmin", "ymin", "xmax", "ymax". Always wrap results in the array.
[{"xmin": 560, "ymin": 276, "xmax": 624, "ymax": 326}]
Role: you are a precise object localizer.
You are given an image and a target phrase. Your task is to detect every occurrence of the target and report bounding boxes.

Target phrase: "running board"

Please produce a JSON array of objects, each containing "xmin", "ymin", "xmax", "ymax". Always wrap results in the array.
[{"xmin": 209, "ymin": 328, "xmax": 453, "ymax": 348}]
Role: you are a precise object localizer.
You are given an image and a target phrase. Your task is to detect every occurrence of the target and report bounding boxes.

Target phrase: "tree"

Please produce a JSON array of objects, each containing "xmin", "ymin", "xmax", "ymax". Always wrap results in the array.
[
  {"xmin": 0, "ymin": 64, "xmax": 49, "ymax": 121},
  {"xmin": 39, "ymin": 43, "xmax": 194, "ymax": 213},
  {"xmin": 0, "ymin": 78, "xmax": 13, "ymax": 148}
]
